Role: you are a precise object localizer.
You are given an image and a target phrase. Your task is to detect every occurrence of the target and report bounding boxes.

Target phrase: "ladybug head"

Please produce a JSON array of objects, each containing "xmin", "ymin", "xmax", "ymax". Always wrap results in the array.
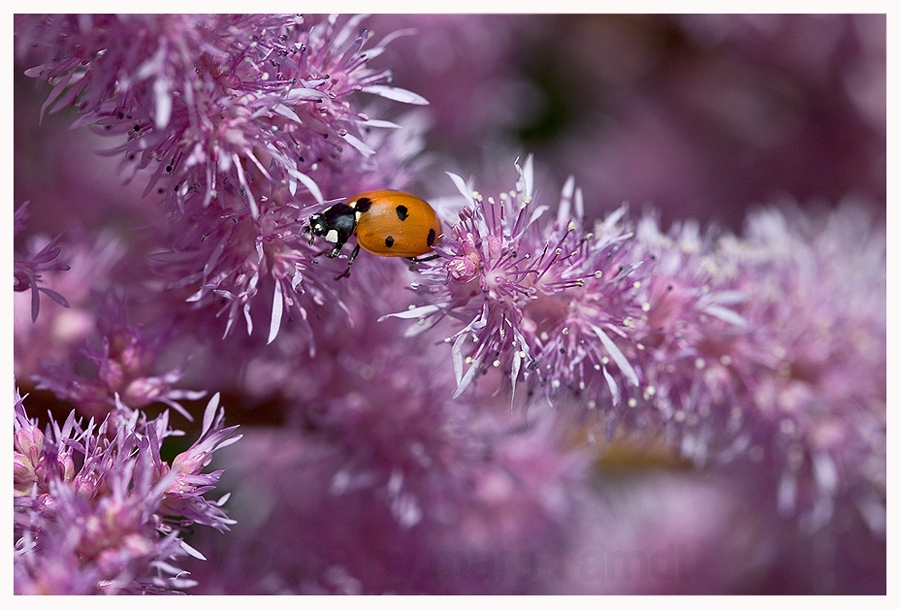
[
  {"xmin": 305, "ymin": 203, "xmax": 357, "ymax": 250},
  {"xmin": 306, "ymin": 212, "xmax": 328, "ymax": 244}
]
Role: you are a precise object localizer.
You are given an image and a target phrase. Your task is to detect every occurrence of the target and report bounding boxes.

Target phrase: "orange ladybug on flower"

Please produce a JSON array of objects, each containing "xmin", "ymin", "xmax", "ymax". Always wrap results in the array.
[{"xmin": 306, "ymin": 190, "xmax": 441, "ymax": 278}]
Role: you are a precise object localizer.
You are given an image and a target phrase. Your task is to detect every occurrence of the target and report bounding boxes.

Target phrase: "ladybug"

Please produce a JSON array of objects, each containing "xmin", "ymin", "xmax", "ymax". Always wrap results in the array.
[{"xmin": 307, "ymin": 190, "xmax": 441, "ymax": 278}]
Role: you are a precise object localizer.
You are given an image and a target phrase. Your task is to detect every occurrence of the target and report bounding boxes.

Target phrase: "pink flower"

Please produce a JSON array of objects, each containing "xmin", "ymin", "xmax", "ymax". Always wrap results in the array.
[
  {"xmin": 14, "ymin": 202, "xmax": 70, "ymax": 322},
  {"xmin": 14, "ymin": 14, "xmax": 884, "ymax": 595},
  {"xmin": 33, "ymin": 292, "xmax": 205, "ymax": 419},
  {"xmin": 14, "ymin": 391, "xmax": 241, "ymax": 593},
  {"xmin": 18, "ymin": 15, "xmax": 426, "ymax": 218},
  {"xmin": 18, "ymin": 14, "xmax": 429, "ymax": 347},
  {"xmin": 388, "ymin": 158, "xmax": 885, "ymax": 582}
]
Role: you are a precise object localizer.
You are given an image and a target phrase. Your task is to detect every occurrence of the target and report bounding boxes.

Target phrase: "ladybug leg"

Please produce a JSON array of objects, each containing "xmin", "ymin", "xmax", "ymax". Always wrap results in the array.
[
  {"xmin": 311, "ymin": 243, "xmax": 344, "ymax": 260},
  {"xmin": 407, "ymin": 254, "xmax": 440, "ymax": 271},
  {"xmin": 347, "ymin": 243, "xmax": 361, "ymax": 265},
  {"xmin": 334, "ymin": 243, "xmax": 360, "ymax": 280}
]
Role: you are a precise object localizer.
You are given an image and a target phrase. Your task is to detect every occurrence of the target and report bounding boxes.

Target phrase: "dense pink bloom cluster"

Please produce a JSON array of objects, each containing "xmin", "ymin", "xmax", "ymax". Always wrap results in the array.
[
  {"xmin": 398, "ymin": 158, "xmax": 885, "ymax": 541},
  {"xmin": 14, "ymin": 14, "xmax": 884, "ymax": 595},
  {"xmin": 14, "ymin": 392, "xmax": 240, "ymax": 593},
  {"xmin": 16, "ymin": 13, "xmax": 428, "ymax": 346},
  {"xmin": 17, "ymin": 14, "xmax": 424, "ymax": 214}
]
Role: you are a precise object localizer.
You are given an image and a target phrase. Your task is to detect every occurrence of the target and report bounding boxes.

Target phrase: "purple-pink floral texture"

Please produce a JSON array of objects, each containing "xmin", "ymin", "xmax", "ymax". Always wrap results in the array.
[{"xmin": 13, "ymin": 14, "xmax": 884, "ymax": 594}]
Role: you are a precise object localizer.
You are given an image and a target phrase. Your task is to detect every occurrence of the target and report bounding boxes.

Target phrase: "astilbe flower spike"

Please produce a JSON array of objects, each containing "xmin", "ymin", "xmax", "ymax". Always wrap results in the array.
[
  {"xmin": 14, "ymin": 390, "xmax": 241, "ymax": 594},
  {"xmin": 391, "ymin": 158, "xmax": 884, "ymax": 541},
  {"xmin": 393, "ymin": 157, "xmax": 662, "ymax": 412},
  {"xmin": 611, "ymin": 202, "xmax": 885, "ymax": 540},
  {"xmin": 17, "ymin": 14, "xmax": 429, "ymax": 347},
  {"xmin": 17, "ymin": 14, "xmax": 426, "ymax": 218},
  {"xmin": 714, "ymin": 204, "xmax": 886, "ymax": 532}
]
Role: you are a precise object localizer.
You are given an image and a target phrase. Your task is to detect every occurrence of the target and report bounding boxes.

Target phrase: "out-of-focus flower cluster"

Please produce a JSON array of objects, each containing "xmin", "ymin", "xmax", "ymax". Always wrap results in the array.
[
  {"xmin": 13, "ymin": 202, "xmax": 70, "ymax": 322},
  {"xmin": 375, "ymin": 15, "xmax": 885, "ymax": 230},
  {"xmin": 14, "ymin": 14, "xmax": 884, "ymax": 595}
]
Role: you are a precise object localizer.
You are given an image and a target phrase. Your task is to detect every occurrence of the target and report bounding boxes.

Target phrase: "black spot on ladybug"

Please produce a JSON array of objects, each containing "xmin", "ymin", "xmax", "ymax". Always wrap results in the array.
[
  {"xmin": 427, "ymin": 228, "xmax": 436, "ymax": 247},
  {"xmin": 395, "ymin": 205, "xmax": 409, "ymax": 221},
  {"xmin": 385, "ymin": 236, "xmax": 395, "ymax": 248},
  {"xmin": 355, "ymin": 197, "xmax": 372, "ymax": 213}
]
